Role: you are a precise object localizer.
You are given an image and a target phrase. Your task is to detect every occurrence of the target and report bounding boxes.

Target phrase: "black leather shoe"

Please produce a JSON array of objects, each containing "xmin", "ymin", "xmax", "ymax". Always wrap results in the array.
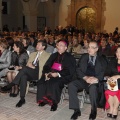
[
  {"xmin": 9, "ymin": 93, "xmax": 14, "ymax": 97},
  {"xmin": 12, "ymin": 90, "xmax": 19, "ymax": 97},
  {"xmin": 112, "ymin": 115, "xmax": 117, "ymax": 119},
  {"xmin": 38, "ymin": 102, "xmax": 47, "ymax": 107},
  {"xmin": 89, "ymin": 111, "xmax": 97, "ymax": 120},
  {"xmin": 71, "ymin": 109, "xmax": 81, "ymax": 120},
  {"xmin": 107, "ymin": 113, "xmax": 112, "ymax": 118},
  {"xmin": 50, "ymin": 103, "xmax": 58, "ymax": 111},
  {"xmin": 16, "ymin": 99, "xmax": 25, "ymax": 107}
]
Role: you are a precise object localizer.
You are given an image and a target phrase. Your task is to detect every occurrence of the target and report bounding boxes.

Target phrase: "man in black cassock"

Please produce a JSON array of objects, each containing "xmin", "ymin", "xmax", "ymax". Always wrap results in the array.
[{"xmin": 37, "ymin": 39, "xmax": 76, "ymax": 111}]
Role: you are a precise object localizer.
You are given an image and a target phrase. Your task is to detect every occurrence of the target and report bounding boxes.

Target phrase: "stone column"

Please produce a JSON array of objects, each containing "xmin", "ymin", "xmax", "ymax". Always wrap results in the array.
[
  {"xmin": 23, "ymin": 10, "xmax": 38, "ymax": 32},
  {"xmin": 58, "ymin": 0, "xmax": 71, "ymax": 27},
  {"xmin": 21, "ymin": 0, "xmax": 41, "ymax": 32},
  {"xmin": 0, "ymin": 0, "xmax": 3, "ymax": 31}
]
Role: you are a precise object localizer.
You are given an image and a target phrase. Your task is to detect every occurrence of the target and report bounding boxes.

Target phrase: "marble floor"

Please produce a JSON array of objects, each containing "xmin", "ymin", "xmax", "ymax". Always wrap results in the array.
[{"xmin": 0, "ymin": 91, "xmax": 119, "ymax": 120}]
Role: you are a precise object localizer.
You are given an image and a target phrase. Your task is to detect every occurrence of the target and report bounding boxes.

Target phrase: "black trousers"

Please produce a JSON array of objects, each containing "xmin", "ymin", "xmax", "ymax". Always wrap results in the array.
[
  {"xmin": 68, "ymin": 79, "xmax": 98, "ymax": 112},
  {"xmin": 12, "ymin": 66, "xmax": 39, "ymax": 98}
]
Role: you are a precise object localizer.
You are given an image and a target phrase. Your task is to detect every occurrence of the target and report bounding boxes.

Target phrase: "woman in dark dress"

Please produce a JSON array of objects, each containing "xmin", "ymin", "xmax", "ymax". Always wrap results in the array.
[
  {"xmin": 7, "ymin": 41, "xmax": 29, "ymax": 97},
  {"xmin": 105, "ymin": 46, "xmax": 120, "ymax": 119},
  {"xmin": 37, "ymin": 39, "xmax": 76, "ymax": 111}
]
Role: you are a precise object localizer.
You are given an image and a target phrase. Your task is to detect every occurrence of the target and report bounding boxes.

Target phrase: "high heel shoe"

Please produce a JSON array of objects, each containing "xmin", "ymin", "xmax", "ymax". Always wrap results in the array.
[
  {"xmin": 50, "ymin": 103, "xmax": 58, "ymax": 111},
  {"xmin": 112, "ymin": 115, "xmax": 117, "ymax": 119},
  {"xmin": 107, "ymin": 113, "xmax": 112, "ymax": 118},
  {"xmin": 12, "ymin": 89, "xmax": 19, "ymax": 97},
  {"xmin": 9, "ymin": 92, "xmax": 14, "ymax": 97}
]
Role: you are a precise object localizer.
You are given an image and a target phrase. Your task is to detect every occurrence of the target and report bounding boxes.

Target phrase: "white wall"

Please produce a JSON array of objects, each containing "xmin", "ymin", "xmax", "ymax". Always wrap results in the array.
[
  {"xmin": 1, "ymin": 0, "xmax": 120, "ymax": 32},
  {"xmin": 2, "ymin": 0, "xmax": 23, "ymax": 31},
  {"xmin": 104, "ymin": 0, "xmax": 120, "ymax": 33},
  {"xmin": 38, "ymin": 0, "xmax": 60, "ymax": 31}
]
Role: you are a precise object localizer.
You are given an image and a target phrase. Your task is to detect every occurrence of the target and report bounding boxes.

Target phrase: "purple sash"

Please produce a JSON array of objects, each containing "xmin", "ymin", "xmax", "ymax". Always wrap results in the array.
[{"xmin": 51, "ymin": 62, "xmax": 62, "ymax": 71}]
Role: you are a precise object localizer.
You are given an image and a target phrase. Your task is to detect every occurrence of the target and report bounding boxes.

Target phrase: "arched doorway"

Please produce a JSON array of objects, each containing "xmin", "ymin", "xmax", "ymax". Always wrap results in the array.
[{"xmin": 76, "ymin": 6, "xmax": 96, "ymax": 33}]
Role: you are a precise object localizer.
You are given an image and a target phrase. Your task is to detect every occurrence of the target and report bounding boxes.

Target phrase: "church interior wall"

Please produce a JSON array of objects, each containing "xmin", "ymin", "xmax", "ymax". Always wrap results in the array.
[
  {"xmin": 2, "ymin": 0, "xmax": 23, "ymax": 31},
  {"xmin": 38, "ymin": 0, "xmax": 60, "ymax": 31},
  {"xmin": 104, "ymin": 0, "xmax": 120, "ymax": 33},
  {"xmin": 58, "ymin": 0, "xmax": 71, "ymax": 28},
  {"xmin": 1, "ymin": 0, "xmax": 120, "ymax": 33}
]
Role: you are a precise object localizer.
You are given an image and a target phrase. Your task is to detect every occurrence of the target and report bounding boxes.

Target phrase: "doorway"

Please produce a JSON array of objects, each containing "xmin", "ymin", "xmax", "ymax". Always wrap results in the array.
[{"xmin": 76, "ymin": 7, "xmax": 96, "ymax": 33}]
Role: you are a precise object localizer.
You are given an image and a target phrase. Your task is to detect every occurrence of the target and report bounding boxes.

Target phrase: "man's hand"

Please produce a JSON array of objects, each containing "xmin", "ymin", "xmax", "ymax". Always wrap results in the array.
[
  {"xmin": 50, "ymin": 72, "xmax": 59, "ymax": 78},
  {"xmin": 27, "ymin": 63, "xmax": 35, "ymax": 69},
  {"xmin": 85, "ymin": 77, "xmax": 98, "ymax": 84},
  {"xmin": 45, "ymin": 73, "xmax": 50, "ymax": 81},
  {"xmin": 89, "ymin": 77, "xmax": 98, "ymax": 84}
]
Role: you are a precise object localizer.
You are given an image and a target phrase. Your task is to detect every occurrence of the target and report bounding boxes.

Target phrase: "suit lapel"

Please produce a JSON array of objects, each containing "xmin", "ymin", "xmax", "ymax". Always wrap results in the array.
[
  {"xmin": 95, "ymin": 56, "xmax": 101, "ymax": 74},
  {"xmin": 38, "ymin": 51, "xmax": 45, "ymax": 66},
  {"xmin": 81, "ymin": 54, "xmax": 89, "ymax": 73}
]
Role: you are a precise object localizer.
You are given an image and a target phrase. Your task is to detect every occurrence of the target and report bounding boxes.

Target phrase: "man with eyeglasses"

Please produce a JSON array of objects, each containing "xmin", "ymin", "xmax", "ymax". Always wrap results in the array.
[{"xmin": 69, "ymin": 40, "xmax": 107, "ymax": 120}]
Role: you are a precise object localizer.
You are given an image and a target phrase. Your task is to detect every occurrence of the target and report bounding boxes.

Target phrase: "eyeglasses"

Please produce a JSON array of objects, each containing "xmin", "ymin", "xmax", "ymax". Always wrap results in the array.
[{"xmin": 88, "ymin": 46, "xmax": 98, "ymax": 49}]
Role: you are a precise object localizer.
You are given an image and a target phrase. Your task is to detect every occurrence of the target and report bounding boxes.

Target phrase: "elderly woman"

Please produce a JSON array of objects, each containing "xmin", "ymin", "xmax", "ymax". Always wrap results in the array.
[
  {"xmin": 7, "ymin": 41, "xmax": 29, "ymax": 97},
  {"xmin": 105, "ymin": 46, "xmax": 120, "ymax": 119},
  {"xmin": 0, "ymin": 39, "xmax": 11, "ymax": 78}
]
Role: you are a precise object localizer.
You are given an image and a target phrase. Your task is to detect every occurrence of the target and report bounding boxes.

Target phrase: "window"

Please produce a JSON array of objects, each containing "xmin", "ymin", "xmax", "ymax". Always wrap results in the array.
[{"xmin": 2, "ymin": 2, "xmax": 8, "ymax": 14}]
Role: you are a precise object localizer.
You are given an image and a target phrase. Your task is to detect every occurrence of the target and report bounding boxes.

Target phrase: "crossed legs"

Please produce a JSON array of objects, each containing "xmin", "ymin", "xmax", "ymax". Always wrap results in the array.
[
  {"xmin": 108, "ymin": 95, "xmax": 119, "ymax": 116},
  {"xmin": 7, "ymin": 71, "xmax": 19, "ymax": 97}
]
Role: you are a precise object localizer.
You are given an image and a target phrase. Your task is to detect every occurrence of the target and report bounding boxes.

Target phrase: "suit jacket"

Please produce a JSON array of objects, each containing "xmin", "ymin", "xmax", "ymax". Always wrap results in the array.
[
  {"xmin": 0, "ymin": 49, "xmax": 11, "ymax": 69},
  {"xmin": 98, "ymin": 46, "xmax": 111, "ymax": 56},
  {"xmin": 76, "ymin": 53, "xmax": 107, "ymax": 82},
  {"xmin": 27, "ymin": 50, "xmax": 50, "ymax": 79},
  {"xmin": 0, "ymin": 49, "xmax": 11, "ymax": 78},
  {"xmin": 11, "ymin": 51, "xmax": 29, "ymax": 67}
]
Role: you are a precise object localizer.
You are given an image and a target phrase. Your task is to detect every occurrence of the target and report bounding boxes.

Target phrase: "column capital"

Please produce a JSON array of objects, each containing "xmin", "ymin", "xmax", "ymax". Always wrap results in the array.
[{"xmin": 21, "ymin": 0, "xmax": 40, "ymax": 16}]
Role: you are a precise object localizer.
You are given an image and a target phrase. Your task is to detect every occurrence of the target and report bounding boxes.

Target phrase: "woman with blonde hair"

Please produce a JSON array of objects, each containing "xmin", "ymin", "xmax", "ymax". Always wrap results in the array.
[{"xmin": 0, "ymin": 39, "xmax": 11, "ymax": 78}]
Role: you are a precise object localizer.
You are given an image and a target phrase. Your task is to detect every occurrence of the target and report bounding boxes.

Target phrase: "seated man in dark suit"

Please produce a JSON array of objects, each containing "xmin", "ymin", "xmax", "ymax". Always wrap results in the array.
[{"xmin": 69, "ymin": 40, "xmax": 107, "ymax": 120}]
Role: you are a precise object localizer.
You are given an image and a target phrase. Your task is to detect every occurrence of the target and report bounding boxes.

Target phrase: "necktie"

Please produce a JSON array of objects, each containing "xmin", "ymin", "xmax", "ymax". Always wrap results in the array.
[
  {"xmin": 33, "ymin": 52, "xmax": 40, "ymax": 66},
  {"xmin": 91, "ymin": 56, "xmax": 94, "ymax": 62},
  {"xmin": 90, "ymin": 56, "xmax": 94, "ymax": 66}
]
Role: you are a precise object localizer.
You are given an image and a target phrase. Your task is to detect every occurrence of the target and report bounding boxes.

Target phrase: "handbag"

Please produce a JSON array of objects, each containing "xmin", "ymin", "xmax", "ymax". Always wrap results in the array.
[{"xmin": 104, "ymin": 79, "xmax": 118, "ymax": 91}]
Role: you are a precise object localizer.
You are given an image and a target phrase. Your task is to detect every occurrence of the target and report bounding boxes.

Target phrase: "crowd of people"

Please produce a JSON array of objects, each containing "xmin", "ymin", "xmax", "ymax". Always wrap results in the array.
[{"xmin": 0, "ymin": 25, "xmax": 120, "ymax": 120}]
